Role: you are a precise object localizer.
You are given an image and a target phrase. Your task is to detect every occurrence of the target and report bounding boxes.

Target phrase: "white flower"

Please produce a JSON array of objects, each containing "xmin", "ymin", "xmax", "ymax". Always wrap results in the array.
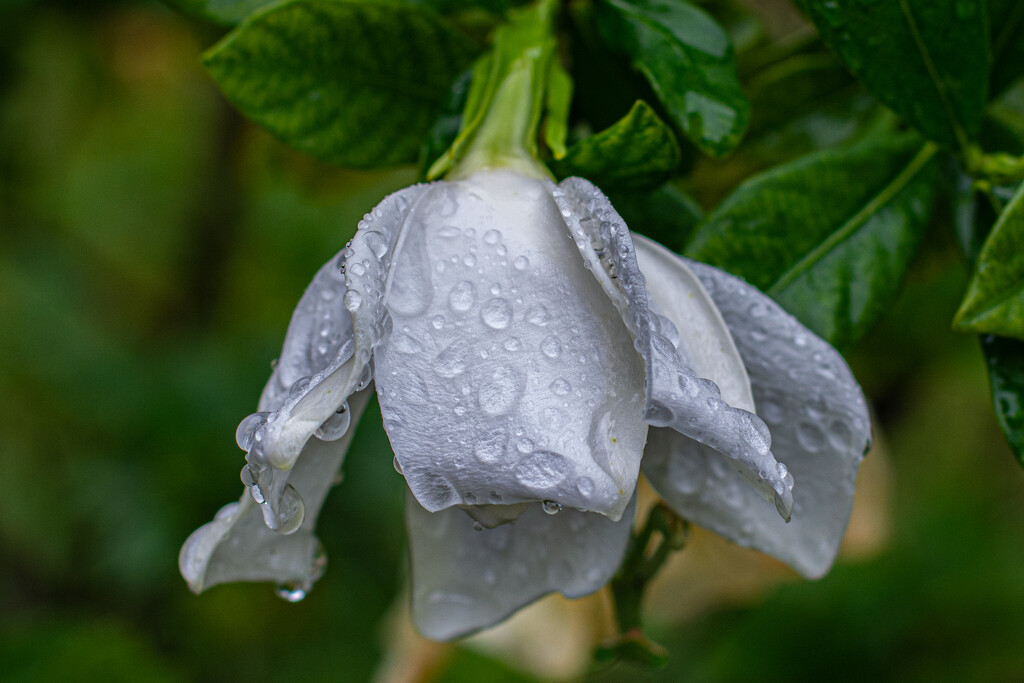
[{"xmin": 179, "ymin": 169, "xmax": 871, "ymax": 641}]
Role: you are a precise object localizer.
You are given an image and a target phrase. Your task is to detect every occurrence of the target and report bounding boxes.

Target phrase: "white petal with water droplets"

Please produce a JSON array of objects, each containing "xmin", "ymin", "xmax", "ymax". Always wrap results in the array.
[
  {"xmin": 643, "ymin": 252, "xmax": 871, "ymax": 578},
  {"xmin": 236, "ymin": 184, "xmax": 428, "ymax": 532},
  {"xmin": 406, "ymin": 490, "xmax": 636, "ymax": 641},
  {"xmin": 553, "ymin": 180, "xmax": 793, "ymax": 520},
  {"xmin": 375, "ymin": 170, "xmax": 647, "ymax": 520},
  {"xmin": 180, "ymin": 388, "xmax": 372, "ymax": 594}
]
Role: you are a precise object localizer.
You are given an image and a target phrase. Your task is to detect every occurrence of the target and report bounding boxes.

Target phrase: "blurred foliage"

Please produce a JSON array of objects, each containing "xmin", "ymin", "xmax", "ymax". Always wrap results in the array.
[{"xmin": 0, "ymin": 1, "xmax": 1022, "ymax": 682}]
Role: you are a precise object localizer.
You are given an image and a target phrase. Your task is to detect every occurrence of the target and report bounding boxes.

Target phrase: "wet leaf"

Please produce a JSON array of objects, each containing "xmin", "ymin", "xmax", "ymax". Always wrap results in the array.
[
  {"xmin": 955, "ymin": 183, "xmax": 1024, "ymax": 340},
  {"xmin": 981, "ymin": 335, "xmax": 1024, "ymax": 467},
  {"xmin": 686, "ymin": 134, "xmax": 940, "ymax": 349},
  {"xmin": 551, "ymin": 100, "xmax": 680, "ymax": 191},
  {"xmin": 796, "ymin": 0, "xmax": 989, "ymax": 149},
  {"xmin": 204, "ymin": 0, "xmax": 477, "ymax": 168},
  {"xmin": 593, "ymin": 0, "xmax": 749, "ymax": 157}
]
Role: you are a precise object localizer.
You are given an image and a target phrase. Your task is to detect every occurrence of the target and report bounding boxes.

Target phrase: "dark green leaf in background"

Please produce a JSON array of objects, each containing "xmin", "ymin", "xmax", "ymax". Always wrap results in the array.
[
  {"xmin": 981, "ymin": 335, "xmax": 1024, "ymax": 466},
  {"xmin": 168, "ymin": 0, "xmax": 275, "ymax": 26},
  {"xmin": 686, "ymin": 134, "xmax": 940, "ymax": 349},
  {"xmin": 593, "ymin": 0, "xmax": 749, "ymax": 157},
  {"xmin": 612, "ymin": 182, "xmax": 702, "ymax": 253},
  {"xmin": 204, "ymin": 0, "xmax": 477, "ymax": 168},
  {"xmin": 797, "ymin": 0, "xmax": 989, "ymax": 151},
  {"xmin": 551, "ymin": 100, "xmax": 680, "ymax": 191},
  {"xmin": 955, "ymin": 183, "xmax": 1024, "ymax": 339},
  {"xmin": 989, "ymin": 0, "xmax": 1024, "ymax": 97}
]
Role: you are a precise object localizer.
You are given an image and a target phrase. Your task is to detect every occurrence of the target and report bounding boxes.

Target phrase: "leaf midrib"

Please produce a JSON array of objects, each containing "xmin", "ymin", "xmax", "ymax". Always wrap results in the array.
[{"xmin": 768, "ymin": 142, "xmax": 938, "ymax": 296}]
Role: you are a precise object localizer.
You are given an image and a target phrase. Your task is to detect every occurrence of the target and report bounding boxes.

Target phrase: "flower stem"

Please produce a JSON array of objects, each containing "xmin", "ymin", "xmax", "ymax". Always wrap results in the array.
[
  {"xmin": 427, "ymin": 0, "xmax": 563, "ymax": 181},
  {"xmin": 594, "ymin": 502, "xmax": 690, "ymax": 668}
]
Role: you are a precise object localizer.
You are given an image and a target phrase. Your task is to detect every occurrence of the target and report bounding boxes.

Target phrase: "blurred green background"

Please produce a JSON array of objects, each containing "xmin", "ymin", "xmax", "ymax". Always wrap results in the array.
[{"xmin": 1, "ymin": 1, "xmax": 1022, "ymax": 681}]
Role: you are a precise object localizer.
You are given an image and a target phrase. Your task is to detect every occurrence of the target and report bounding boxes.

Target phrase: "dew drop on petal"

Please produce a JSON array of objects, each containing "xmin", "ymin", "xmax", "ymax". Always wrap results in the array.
[
  {"xmin": 448, "ymin": 281, "xmax": 476, "ymax": 312},
  {"xmin": 540, "ymin": 336, "xmax": 561, "ymax": 359},
  {"xmin": 542, "ymin": 500, "xmax": 562, "ymax": 515},
  {"xmin": 481, "ymin": 298, "xmax": 512, "ymax": 329},
  {"xmin": 483, "ymin": 229, "xmax": 501, "ymax": 245},
  {"xmin": 514, "ymin": 255, "xmax": 530, "ymax": 271},
  {"xmin": 343, "ymin": 290, "xmax": 363, "ymax": 312}
]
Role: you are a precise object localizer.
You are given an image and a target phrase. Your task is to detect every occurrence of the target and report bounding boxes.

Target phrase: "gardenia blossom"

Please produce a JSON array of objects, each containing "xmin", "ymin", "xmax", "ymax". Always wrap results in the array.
[{"xmin": 179, "ymin": 169, "xmax": 871, "ymax": 641}]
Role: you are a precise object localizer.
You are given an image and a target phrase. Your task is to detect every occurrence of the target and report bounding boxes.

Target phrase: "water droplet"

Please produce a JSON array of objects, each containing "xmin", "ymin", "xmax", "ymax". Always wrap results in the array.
[
  {"xmin": 431, "ymin": 315, "xmax": 445, "ymax": 330},
  {"xmin": 540, "ymin": 336, "xmax": 561, "ymax": 359},
  {"xmin": 514, "ymin": 255, "xmax": 530, "ymax": 270},
  {"xmin": 393, "ymin": 456, "xmax": 404, "ymax": 475},
  {"xmin": 235, "ymin": 412, "xmax": 269, "ymax": 451},
  {"xmin": 483, "ymin": 229, "xmax": 501, "ymax": 245},
  {"xmin": 434, "ymin": 340, "xmax": 469, "ymax": 378},
  {"xmin": 275, "ymin": 582, "xmax": 308, "ymax": 602},
  {"xmin": 315, "ymin": 404, "xmax": 351, "ymax": 441},
  {"xmin": 550, "ymin": 378, "xmax": 571, "ymax": 395},
  {"xmin": 448, "ymin": 281, "xmax": 476, "ymax": 312},
  {"xmin": 478, "ymin": 365, "xmax": 522, "ymax": 415},
  {"xmin": 349, "ymin": 262, "xmax": 366, "ymax": 276},
  {"xmin": 515, "ymin": 451, "xmax": 570, "ymax": 490},
  {"xmin": 475, "ymin": 431, "xmax": 506, "ymax": 463},
  {"xmin": 265, "ymin": 483, "xmax": 305, "ymax": 535},
  {"xmin": 542, "ymin": 500, "xmax": 562, "ymax": 515},
  {"xmin": 464, "ymin": 492, "xmax": 477, "ymax": 504},
  {"xmin": 344, "ymin": 290, "xmax": 363, "ymax": 312},
  {"xmin": 481, "ymin": 298, "xmax": 512, "ymax": 329},
  {"xmin": 516, "ymin": 437, "xmax": 534, "ymax": 453},
  {"xmin": 363, "ymin": 230, "xmax": 388, "ymax": 258},
  {"xmin": 525, "ymin": 305, "xmax": 550, "ymax": 326},
  {"xmin": 503, "ymin": 337, "xmax": 522, "ymax": 351},
  {"xmin": 453, "ymin": 405, "xmax": 467, "ymax": 416},
  {"xmin": 438, "ymin": 225, "xmax": 461, "ymax": 238},
  {"xmin": 796, "ymin": 422, "xmax": 825, "ymax": 452},
  {"xmin": 576, "ymin": 477, "xmax": 594, "ymax": 497}
]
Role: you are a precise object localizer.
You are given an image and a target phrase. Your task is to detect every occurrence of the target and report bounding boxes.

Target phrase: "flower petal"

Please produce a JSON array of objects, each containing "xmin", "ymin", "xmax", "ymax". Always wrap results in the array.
[
  {"xmin": 236, "ymin": 184, "xmax": 429, "ymax": 533},
  {"xmin": 643, "ymin": 253, "xmax": 871, "ymax": 578},
  {"xmin": 180, "ymin": 388, "xmax": 373, "ymax": 593},
  {"xmin": 553, "ymin": 180, "xmax": 793, "ymax": 520},
  {"xmin": 374, "ymin": 170, "xmax": 647, "ymax": 520},
  {"xmin": 406, "ymin": 491, "xmax": 636, "ymax": 641}
]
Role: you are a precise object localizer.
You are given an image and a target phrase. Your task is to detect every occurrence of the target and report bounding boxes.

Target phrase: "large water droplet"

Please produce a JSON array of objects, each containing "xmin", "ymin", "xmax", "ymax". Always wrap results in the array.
[
  {"xmin": 796, "ymin": 422, "xmax": 825, "ymax": 452},
  {"xmin": 315, "ymin": 403, "xmax": 350, "ymax": 441},
  {"xmin": 542, "ymin": 500, "xmax": 562, "ymax": 515},
  {"xmin": 480, "ymin": 298, "xmax": 512, "ymax": 329},
  {"xmin": 275, "ymin": 581, "xmax": 308, "ymax": 602},
  {"xmin": 525, "ymin": 305, "xmax": 550, "ymax": 326},
  {"xmin": 344, "ymin": 290, "xmax": 363, "ymax": 312},
  {"xmin": 483, "ymin": 229, "xmax": 501, "ymax": 245},
  {"xmin": 235, "ymin": 412, "xmax": 269, "ymax": 451},
  {"xmin": 549, "ymin": 378, "xmax": 571, "ymax": 396},
  {"xmin": 540, "ymin": 336, "xmax": 561, "ymax": 359},
  {"xmin": 513, "ymin": 255, "xmax": 530, "ymax": 270},
  {"xmin": 515, "ymin": 451, "xmax": 570, "ymax": 490},
  {"xmin": 448, "ymin": 281, "xmax": 476, "ymax": 312},
  {"xmin": 267, "ymin": 483, "xmax": 305, "ymax": 535}
]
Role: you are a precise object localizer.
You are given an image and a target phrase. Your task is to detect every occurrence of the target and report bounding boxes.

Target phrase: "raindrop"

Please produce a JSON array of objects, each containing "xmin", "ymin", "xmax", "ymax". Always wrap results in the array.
[
  {"xmin": 525, "ymin": 305, "xmax": 551, "ymax": 326},
  {"xmin": 275, "ymin": 582, "xmax": 308, "ymax": 603},
  {"xmin": 549, "ymin": 378, "xmax": 571, "ymax": 396},
  {"xmin": 514, "ymin": 255, "xmax": 530, "ymax": 270},
  {"xmin": 393, "ymin": 456, "xmax": 404, "ymax": 475},
  {"xmin": 542, "ymin": 500, "xmax": 562, "ymax": 515},
  {"xmin": 315, "ymin": 404, "xmax": 351, "ymax": 441},
  {"xmin": 483, "ymin": 229, "xmax": 501, "ymax": 245},
  {"xmin": 448, "ymin": 281, "xmax": 477, "ymax": 312},
  {"xmin": 344, "ymin": 290, "xmax": 363, "ymax": 312},
  {"xmin": 481, "ymin": 298, "xmax": 512, "ymax": 329},
  {"xmin": 540, "ymin": 336, "xmax": 561, "ymax": 359}
]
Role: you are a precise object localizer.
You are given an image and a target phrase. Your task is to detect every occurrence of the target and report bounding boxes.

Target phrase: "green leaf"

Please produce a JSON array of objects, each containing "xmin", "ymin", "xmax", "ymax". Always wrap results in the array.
[
  {"xmin": 593, "ymin": 0, "xmax": 749, "ymax": 157},
  {"xmin": 167, "ymin": 0, "xmax": 275, "ymax": 25},
  {"xmin": 543, "ymin": 58, "xmax": 572, "ymax": 160},
  {"xmin": 551, "ymin": 100, "xmax": 680, "ymax": 191},
  {"xmin": 612, "ymin": 182, "xmax": 702, "ymax": 253},
  {"xmin": 990, "ymin": 0, "xmax": 1024, "ymax": 96},
  {"xmin": 203, "ymin": 0, "xmax": 477, "ymax": 169},
  {"xmin": 418, "ymin": 66, "xmax": 474, "ymax": 179},
  {"xmin": 686, "ymin": 134, "xmax": 940, "ymax": 349},
  {"xmin": 955, "ymin": 183, "xmax": 1024, "ymax": 339},
  {"xmin": 796, "ymin": 0, "xmax": 990, "ymax": 150},
  {"xmin": 981, "ymin": 335, "xmax": 1024, "ymax": 467}
]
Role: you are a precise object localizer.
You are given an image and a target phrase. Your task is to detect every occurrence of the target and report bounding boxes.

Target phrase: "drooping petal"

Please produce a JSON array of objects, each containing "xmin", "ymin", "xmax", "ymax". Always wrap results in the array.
[
  {"xmin": 553, "ymin": 179, "xmax": 793, "ymax": 520},
  {"xmin": 374, "ymin": 170, "xmax": 647, "ymax": 520},
  {"xmin": 637, "ymin": 242, "xmax": 871, "ymax": 578},
  {"xmin": 180, "ymin": 388, "xmax": 372, "ymax": 594},
  {"xmin": 406, "ymin": 492, "xmax": 637, "ymax": 641},
  {"xmin": 237, "ymin": 184, "xmax": 429, "ymax": 533}
]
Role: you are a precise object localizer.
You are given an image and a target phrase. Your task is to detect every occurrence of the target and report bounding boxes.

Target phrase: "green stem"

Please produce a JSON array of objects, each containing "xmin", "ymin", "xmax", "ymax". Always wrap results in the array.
[
  {"xmin": 595, "ymin": 503, "xmax": 690, "ymax": 668},
  {"xmin": 427, "ymin": 0, "xmax": 560, "ymax": 181}
]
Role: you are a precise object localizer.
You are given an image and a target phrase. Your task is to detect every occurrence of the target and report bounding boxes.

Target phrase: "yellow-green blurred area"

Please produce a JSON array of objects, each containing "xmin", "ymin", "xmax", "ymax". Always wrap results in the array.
[{"xmin": 0, "ymin": 2, "xmax": 1021, "ymax": 682}]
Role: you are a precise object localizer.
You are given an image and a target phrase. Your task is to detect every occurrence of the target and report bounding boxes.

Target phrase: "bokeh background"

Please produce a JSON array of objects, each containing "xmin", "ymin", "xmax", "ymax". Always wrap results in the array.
[{"xmin": 1, "ymin": 1, "xmax": 1022, "ymax": 681}]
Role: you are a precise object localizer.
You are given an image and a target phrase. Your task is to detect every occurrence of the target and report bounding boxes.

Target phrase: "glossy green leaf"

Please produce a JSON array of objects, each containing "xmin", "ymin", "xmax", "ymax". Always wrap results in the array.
[
  {"xmin": 550, "ymin": 100, "xmax": 680, "ymax": 191},
  {"xmin": 981, "ymin": 335, "xmax": 1024, "ymax": 467},
  {"xmin": 990, "ymin": 0, "xmax": 1024, "ymax": 96},
  {"xmin": 542, "ymin": 58, "xmax": 572, "ymax": 160},
  {"xmin": 612, "ymin": 182, "xmax": 702, "ymax": 253},
  {"xmin": 593, "ymin": 0, "xmax": 749, "ymax": 157},
  {"xmin": 955, "ymin": 183, "xmax": 1024, "ymax": 339},
  {"xmin": 204, "ymin": 0, "xmax": 477, "ymax": 168},
  {"xmin": 418, "ymin": 66, "xmax": 473, "ymax": 179},
  {"xmin": 796, "ymin": 0, "xmax": 989, "ymax": 150},
  {"xmin": 686, "ymin": 134, "xmax": 940, "ymax": 349}
]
